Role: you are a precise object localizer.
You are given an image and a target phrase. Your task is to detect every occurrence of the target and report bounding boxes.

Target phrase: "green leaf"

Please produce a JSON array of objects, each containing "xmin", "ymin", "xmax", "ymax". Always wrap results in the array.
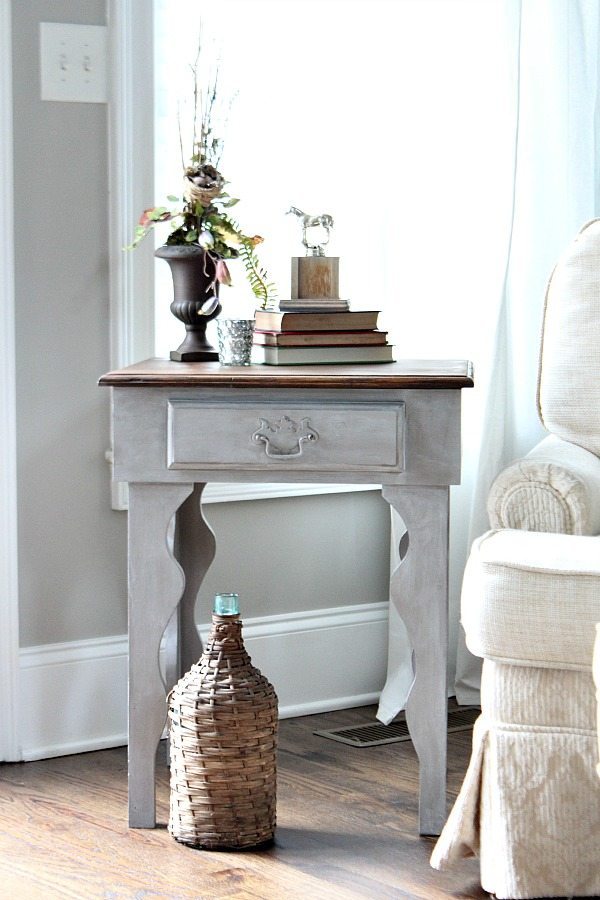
[
  {"xmin": 166, "ymin": 195, "xmax": 179, "ymax": 202},
  {"xmin": 148, "ymin": 207, "xmax": 168, "ymax": 221},
  {"xmin": 238, "ymin": 238, "xmax": 277, "ymax": 308},
  {"xmin": 221, "ymin": 197, "xmax": 240, "ymax": 208},
  {"xmin": 184, "ymin": 230, "xmax": 198, "ymax": 242}
]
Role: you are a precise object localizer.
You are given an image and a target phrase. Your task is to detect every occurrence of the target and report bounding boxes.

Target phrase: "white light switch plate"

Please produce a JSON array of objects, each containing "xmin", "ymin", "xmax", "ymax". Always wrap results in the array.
[{"xmin": 40, "ymin": 22, "xmax": 108, "ymax": 103}]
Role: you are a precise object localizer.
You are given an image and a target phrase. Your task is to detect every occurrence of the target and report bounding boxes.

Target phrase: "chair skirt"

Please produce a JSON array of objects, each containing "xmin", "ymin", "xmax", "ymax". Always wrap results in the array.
[{"xmin": 431, "ymin": 661, "xmax": 600, "ymax": 899}]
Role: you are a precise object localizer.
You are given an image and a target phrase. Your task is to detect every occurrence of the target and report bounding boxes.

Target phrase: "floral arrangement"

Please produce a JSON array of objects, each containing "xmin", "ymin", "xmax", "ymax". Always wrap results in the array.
[{"xmin": 129, "ymin": 54, "xmax": 276, "ymax": 309}]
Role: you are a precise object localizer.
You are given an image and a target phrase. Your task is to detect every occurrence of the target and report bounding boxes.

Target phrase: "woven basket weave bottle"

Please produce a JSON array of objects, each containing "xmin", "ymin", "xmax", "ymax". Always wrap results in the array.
[{"xmin": 167, "ymin": 593, "xmax": 278, "ymax": 849}]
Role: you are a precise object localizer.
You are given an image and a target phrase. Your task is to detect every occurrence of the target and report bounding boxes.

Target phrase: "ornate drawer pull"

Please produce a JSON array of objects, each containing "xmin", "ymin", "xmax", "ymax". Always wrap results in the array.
[{"xmin": 252, "ymin": 416, "xmax": 319, "ymax": 458}]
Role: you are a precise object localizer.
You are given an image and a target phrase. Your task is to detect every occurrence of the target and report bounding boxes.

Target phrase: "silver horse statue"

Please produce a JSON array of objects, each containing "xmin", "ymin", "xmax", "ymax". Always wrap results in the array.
[{"xmin": 286, "ymin": 206, "xmax": 334, "ymax": 256}]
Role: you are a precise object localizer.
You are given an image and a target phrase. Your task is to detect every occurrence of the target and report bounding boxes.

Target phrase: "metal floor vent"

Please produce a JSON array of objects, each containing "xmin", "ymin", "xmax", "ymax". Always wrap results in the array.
[{"xmin": 314, "ymin": 706, "xmax": 480, "ymax": 748}]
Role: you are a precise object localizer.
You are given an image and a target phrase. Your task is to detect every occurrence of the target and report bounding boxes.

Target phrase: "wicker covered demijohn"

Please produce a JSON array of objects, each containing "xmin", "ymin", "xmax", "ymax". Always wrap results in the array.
[{"xmin": 167, "ymin": 593, "xmax": 278, "ymax": 849}]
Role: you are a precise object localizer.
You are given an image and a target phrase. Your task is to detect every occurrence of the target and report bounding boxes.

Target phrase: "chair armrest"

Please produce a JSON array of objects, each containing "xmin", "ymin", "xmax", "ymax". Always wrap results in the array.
[{"xmin": 487, "ymin": 434, "xmax": 600, "ymax": 535}]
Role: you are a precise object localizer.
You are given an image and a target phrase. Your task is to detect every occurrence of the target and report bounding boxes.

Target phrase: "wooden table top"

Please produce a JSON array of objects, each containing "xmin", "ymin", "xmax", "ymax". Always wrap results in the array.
[{"xmin": 99, "ymin": 358, "xmax": 474, "ymax": 390}]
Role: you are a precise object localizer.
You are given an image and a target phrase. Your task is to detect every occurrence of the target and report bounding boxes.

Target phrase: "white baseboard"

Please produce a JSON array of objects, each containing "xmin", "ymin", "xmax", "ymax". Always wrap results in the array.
[{"xmin": 18, "ymin": 602, "xmax": 389, "ymax": 761}]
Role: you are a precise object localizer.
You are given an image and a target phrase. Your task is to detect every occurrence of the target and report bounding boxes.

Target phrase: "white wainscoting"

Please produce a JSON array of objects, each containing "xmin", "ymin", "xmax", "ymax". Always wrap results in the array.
[{"xmin": 18, "ymin": 602, "xmax": 388, "ymax": 761}]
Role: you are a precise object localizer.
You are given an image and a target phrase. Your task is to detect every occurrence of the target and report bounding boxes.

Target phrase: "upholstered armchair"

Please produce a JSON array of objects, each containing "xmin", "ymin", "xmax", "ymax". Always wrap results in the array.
[
  {"xmin": 488, "ymin": 217, "xmax": 600, "ymax": 539},
  {"xmin": 431, "ymin": 219, "xmax": 600, "ymax": 899}
]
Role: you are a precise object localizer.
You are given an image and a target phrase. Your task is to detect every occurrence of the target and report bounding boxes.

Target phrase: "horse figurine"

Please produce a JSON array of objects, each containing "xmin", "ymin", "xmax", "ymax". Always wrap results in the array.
[{"xmin": 286, "ymin": 206, "xmax": 334, "ymax": 256}]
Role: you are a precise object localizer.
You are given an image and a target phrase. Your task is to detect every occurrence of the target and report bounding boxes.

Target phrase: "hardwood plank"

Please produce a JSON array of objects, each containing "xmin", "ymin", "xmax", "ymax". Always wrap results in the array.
[
  {"xmin": 98, "ymin": 358, "xmax": 475, "ymax": 389},
  {"xmin": 0, "ymin": 706, "xmax": 487, "ymax": 899}
]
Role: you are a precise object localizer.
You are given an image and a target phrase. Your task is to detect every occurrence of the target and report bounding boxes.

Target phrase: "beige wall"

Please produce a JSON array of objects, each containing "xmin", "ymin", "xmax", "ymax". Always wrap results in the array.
[
  {"xmin": 195, "ymin": 491, "xmax": 390, "ymax": 621},
  {"xmin": 13, "ymin": 0, "xmax": 128, "ymax": 646},
  {"xmin": 12, "ymin": 1, "xmax": 391, "ymax": 648}
]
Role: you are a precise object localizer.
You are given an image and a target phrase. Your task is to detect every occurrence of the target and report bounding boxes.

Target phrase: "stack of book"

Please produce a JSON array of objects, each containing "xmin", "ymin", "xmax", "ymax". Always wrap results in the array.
[
  {"xmin": 252, "ymin": 253, "xmax": 394, "ymax": 365},
  {"xmin": 252, "ymin": 309, "xmax": 394, "ymax": 365}
]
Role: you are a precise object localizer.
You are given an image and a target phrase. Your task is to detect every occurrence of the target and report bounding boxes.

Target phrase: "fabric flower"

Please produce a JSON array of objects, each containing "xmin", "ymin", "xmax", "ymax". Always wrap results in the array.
[{"xmin": 215, "ymin": 259, "xmax": 232, "ymax": 285}]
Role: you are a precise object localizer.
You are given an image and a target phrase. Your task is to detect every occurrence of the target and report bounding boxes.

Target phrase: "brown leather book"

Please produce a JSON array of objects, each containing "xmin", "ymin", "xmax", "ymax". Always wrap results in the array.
[{"xmin": 254, "ymin": 309, "xmax": 380, "ymax": 333}]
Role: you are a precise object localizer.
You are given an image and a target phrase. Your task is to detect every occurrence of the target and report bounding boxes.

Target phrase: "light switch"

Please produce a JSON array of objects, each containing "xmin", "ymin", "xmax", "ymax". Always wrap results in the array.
[{"xmin": 40, "ymin": 23, "xmax": 108, "ymax": 103}]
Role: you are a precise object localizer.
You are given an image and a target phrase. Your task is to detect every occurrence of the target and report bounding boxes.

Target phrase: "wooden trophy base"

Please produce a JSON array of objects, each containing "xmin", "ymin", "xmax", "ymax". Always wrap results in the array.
[{"xmin": 291, "ymin": 257, "xmax": 339, "ymax": 300}]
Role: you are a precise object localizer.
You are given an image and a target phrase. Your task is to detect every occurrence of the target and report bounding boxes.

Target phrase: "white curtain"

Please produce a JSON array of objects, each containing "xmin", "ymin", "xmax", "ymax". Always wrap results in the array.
[
  {"xmin": 454, "ymin": 0, "xmax": 600, "ymax": 704},
  {"xmin": 152, "ymin": 0, "xmax": 600, "ymax": 715}
]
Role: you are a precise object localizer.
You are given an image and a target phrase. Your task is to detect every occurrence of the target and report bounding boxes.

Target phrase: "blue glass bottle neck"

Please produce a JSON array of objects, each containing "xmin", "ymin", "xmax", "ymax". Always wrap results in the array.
[{"xmin": 213, "ymin": 592, "xmax": 240, "ymax": 616}]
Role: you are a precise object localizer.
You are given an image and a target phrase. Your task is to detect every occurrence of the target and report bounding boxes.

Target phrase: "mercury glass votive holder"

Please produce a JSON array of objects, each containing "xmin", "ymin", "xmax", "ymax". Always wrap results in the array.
[{"xmin": 216, "ymin": 318, "xmax": 255, "ymax": 366}]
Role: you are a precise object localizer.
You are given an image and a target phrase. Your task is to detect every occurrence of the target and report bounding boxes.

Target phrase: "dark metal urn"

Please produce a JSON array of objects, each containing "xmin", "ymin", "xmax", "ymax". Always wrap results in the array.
[{"xmin": 155, "ymin": 244, "xmax": 222, "ymax": 362}]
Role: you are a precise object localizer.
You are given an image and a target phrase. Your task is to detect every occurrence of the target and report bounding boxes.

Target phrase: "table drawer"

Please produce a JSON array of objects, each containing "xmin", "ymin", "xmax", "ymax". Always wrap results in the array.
[{"xmin": 167, "ymin": 400, "xmax": 405, "ymax": 473}]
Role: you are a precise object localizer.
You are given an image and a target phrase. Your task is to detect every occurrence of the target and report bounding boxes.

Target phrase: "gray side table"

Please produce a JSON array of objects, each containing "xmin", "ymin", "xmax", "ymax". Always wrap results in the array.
[{"xmin": 99, "ymin": 358, "xmax": 474, "ymax": 835}]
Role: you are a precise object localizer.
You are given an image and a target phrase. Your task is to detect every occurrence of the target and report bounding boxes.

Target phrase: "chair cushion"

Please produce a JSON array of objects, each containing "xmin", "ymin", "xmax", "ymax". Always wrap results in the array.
[
  {"xmin": 461, "ymin": 529, "xmax": 600, "ymax": 670},
  {"xmin": 538, "ymin": 218, "xmax": 600, "ymax": 456}
]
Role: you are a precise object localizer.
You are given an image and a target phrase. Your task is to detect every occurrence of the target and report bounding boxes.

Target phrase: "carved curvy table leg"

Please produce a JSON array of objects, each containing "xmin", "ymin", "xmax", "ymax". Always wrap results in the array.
[
  {"xmin": 162, "ymin": 607, "xmax": 179, "ymax": 716},
  {"xmin": 382, "ymin": 484, "xmax": 449, "ymax": 836},
  {"xmin": 127, "ymin": 482, "xmax": 194, "ymax": 828},
  {"xmin": 173, "ymin": 483, "xmax": 216, "ymax": 675}
]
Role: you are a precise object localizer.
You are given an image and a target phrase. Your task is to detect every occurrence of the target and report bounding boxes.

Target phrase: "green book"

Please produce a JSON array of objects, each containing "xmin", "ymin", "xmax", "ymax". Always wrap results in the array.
[{"xmin": 252, "ymin": 344, "xmax": 395, "ymax": 366}]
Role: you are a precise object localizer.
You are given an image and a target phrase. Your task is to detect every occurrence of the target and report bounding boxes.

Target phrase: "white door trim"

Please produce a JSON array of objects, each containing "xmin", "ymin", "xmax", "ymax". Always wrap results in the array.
[
  {"xmin": 106, "ymin": 0, "xmax": 155, "ymax": 508},
  {"xmin": 0, "ymin": 0, "xmax": 21, "ymax": 761},
  {"xmin": 107, "ymin": 0, "xmax": 155, "ymax": 371}
]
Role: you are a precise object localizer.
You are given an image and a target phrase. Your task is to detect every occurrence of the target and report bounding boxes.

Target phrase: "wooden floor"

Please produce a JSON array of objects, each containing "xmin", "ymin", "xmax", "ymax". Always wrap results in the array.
[{"xmin": 0, "ymin": 705, "xmax": 488, "ymax": 900}]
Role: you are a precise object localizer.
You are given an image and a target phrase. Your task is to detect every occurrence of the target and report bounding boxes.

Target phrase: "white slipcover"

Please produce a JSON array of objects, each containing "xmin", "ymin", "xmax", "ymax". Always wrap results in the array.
[
  {"xmin": 431, "ymin": 530, "xmax": 600, "ymax": 899},
  {"xmin": 487, "ymin": 433, "xmax": 600, "ymax": 535},
  {"xmin": 433, "ymin": 221, "xmax": 600, "ymax": 898},
  {"xmin": 489, "ymin": 219, "xmax": 600, "ymax": 535},
  {"xmin": 538, "ymin": 218, "xmax": 600, "ymax": 456},
  {"xmin": 461, "ymin": 529, "xmax": 600, "ymax": 670},
  {"xmin": 594, "ymin": 624, "xmax": 600, "ymax": 779}
]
